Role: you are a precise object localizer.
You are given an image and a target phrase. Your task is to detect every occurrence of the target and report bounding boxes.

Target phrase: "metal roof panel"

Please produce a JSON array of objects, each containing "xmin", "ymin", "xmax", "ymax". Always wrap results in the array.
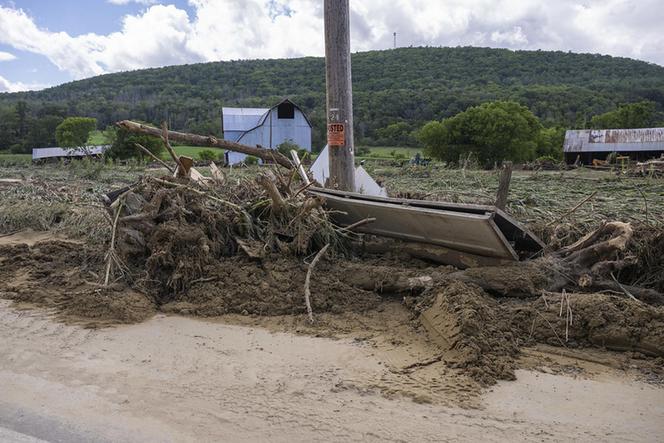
[{"xmin": 222, "ymin": 107, "xmax": 269, "ymax": 132}]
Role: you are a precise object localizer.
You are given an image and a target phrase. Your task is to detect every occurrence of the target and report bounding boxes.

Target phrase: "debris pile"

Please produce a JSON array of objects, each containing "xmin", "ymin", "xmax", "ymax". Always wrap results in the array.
[
  {"xmin": 631, "ymin": 156, "xmax": 664, "ymax": 178},
  {"xmin": 105, "ymin": 171, "xmax": 373, "ymax": 312}
]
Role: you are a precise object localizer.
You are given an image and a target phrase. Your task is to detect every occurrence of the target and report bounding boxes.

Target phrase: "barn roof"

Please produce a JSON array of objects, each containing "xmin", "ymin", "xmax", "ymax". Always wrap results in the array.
[
  {"xmin": 221, "ymin": 107, "xmax": 269, "ymax": 132},
  {"xmin": 222, "ymin": 99, "xmax": 312, "ymax": 136},
  {"xmin": 564, "ymin": 128, "xmax": 664, "ymax": 153}
]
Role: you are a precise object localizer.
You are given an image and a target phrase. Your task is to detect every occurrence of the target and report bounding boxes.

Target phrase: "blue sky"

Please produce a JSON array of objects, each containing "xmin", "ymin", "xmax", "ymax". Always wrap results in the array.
[
  {"xmin": 1, "ymin": 0, "xmax": 663, "ymax": 93},
  {"xmin": 0, "ymin": 0, "xmax": 195, "ymax": 89}
]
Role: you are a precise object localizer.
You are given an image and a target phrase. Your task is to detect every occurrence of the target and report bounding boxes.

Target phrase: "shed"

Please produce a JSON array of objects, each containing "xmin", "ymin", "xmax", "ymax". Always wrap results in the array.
[
  {"xmin": 563, "ymin": 128, "xmax": 664, "ymax": 164},
  {"xmin": 221, "ymin": 99, "xmax": 312, "ymax": 165},
  {"xmin": 32, "ymin": 145, "xmax": 109, "ymax": 161}
]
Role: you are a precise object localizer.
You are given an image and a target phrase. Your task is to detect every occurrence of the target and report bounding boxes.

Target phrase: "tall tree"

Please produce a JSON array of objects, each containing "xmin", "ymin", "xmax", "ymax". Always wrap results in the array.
[
  {"xmin": 418, "ymin": 101, "xmax": 542, "ymax": 165},
  {"xmin": 55, "ymin": 117, "xmax": 97, "ymax": 147}
]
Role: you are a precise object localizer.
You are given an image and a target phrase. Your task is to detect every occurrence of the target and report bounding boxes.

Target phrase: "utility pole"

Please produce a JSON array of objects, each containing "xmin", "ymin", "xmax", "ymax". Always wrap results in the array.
[
  {"xmin": 324, "ymin": 0, "xmax": 355, "ymax": 191},
  {"xmin": 393, "ymin": 32, "xmax": 397, "ymax": 49}
]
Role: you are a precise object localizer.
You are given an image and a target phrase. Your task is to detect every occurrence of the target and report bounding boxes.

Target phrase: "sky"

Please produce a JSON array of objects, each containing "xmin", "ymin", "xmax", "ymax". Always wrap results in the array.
[{"xmin": 0, "ymin": 0, "xmax": 663, "ymax": 93}]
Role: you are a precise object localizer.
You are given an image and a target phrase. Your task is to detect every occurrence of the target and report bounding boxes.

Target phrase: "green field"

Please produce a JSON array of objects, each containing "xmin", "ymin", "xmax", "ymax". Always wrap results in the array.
[
  {"xmin": 0, "ymin": 153, "xmax": 32, "ymax": 165},
  {"xmin": 87, "ymin": 130, "xmax": 110, "ymax": 145},
  {"xmin": 86, "ymin": 130, "xmax": 226, "ymax": 161},
  {"xmin": 357, "ymin": 146, "xmax": 422, "ymax": 160},
  {"xmin": 165, "ymin": 146, "xmax": 225, "ymax": 161}
]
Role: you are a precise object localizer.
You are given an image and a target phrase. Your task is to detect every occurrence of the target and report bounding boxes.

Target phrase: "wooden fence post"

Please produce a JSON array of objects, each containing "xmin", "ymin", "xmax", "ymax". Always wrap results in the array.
[{"xmin": 495, "ymin": 161, "xmax": 513, "ymax": 210}]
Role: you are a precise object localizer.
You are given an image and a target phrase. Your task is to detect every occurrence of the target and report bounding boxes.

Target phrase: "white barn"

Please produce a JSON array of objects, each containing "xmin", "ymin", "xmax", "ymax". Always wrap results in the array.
[{"xmin": 221, "ymin": 99, "xmax": 312, "ymax": 165}]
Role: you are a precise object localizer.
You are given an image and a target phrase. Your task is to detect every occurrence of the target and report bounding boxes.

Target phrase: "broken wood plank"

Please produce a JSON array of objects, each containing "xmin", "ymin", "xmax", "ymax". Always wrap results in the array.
[
  {"xmin": 174, "ymin": 156, "xmax": 194, "ymax": 178},
  {"xmin": 209, "ymin": 162, "xmax": 225, "ymax": 184},
  {"xmin": 290, "ymin": 150, "xmax": 310, "ymax": 185}
]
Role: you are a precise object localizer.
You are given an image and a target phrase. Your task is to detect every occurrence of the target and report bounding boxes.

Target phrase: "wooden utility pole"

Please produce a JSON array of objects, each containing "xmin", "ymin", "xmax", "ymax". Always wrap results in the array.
[{"xmin": 324, "ymin": 0, "xmax": 355, "ymax": 191}]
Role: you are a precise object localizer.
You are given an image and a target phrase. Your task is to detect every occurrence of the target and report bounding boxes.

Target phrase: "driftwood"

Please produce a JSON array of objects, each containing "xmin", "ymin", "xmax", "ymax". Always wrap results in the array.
[
  {"xmin": 117, "ymin": 120, "xmax": 294, "ymax": 169},
  {"xmin": 256, "ymin": 172, "xmax": 286, "ymax": 215},
  {"xmin": 304, "ymin": 244, "xmax": 330, "ymax": 323},
  {"xmin": 546, "ymin": 191, "xmax": 598, "ymax": 227},
  {"xmin": 104, "ymin": 199, "xmax": 125, "ymax": 286},
  {"xmin": 209, "ymin": 162, "xmax": 225, "ymax": 185}
]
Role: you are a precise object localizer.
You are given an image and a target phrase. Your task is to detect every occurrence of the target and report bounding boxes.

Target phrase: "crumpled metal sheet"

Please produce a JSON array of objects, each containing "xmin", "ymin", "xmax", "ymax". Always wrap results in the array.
[{"xmin": 309, "ymin": 187, "xmax": 544, "ymax": 261}]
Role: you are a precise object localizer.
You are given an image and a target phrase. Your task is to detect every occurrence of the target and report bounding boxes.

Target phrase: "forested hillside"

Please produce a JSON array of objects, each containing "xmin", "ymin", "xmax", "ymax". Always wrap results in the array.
[{"xmin": 2, "ymin": 46, "xmax": 664, "ymax": 151}]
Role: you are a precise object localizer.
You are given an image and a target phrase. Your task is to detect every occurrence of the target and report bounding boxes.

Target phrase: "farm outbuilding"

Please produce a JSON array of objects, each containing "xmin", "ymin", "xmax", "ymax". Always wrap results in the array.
[
  {"xmin": 221, "ymin": 99, "xmax": 312, "ymax": 165},
  {"xmin": 32, "ymin": 145, "xmax": 109, "ymax": 162},
  {"xmin": 563, "ymin": 128, "xmax": 664, "ymax": 164}
]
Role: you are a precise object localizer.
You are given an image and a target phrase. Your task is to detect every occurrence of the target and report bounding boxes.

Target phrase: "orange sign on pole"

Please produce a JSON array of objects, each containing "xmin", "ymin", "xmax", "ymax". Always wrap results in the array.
[{"xmin": 327, "ymin": 123, "xmax": 345, "ymax": 147}]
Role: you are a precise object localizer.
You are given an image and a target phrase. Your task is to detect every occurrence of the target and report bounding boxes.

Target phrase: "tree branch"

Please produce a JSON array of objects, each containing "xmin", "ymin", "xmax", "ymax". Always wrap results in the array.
[{"xmin": 117, "ymin": 120, "xmax": 294, "ymax": 169}]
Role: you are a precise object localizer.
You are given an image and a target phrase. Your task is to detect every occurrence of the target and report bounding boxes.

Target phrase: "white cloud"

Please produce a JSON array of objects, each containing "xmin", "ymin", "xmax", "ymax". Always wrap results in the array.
[
  {"xmin": 0, "ymin": 6, "xmax": 106, "ymax": 78},
  {"xmin": 107, "ymin": 0, "xmax": 157, "ymax": 5},
  {"xmin": 0, "ymin": 0, "xmax": 662, "ymax": 87},
  {"xmin": 0, "ymin": 74, "xmax": 46, "ymax": 92},
  {"xmin": 491, "ymin": 26, "xmax": 528, "ymax": 45},
  {"xmin": 0, "ymin": 51, "xmax": 16, "ymax": 62}
]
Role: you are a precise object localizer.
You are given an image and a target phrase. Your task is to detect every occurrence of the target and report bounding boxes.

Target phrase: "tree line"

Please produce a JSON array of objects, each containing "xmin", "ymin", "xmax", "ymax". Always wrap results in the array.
[{"xmin": 1, "ymin": 46, "xmax": 663, "ymax": 154}]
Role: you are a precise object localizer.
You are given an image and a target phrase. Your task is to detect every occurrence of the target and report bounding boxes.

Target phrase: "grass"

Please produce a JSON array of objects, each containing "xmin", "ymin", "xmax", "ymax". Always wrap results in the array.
[
  {"xmin": 87, "ymin": 130, "xmax": 110, "ymax": 145},
  {"xmin": 0, "ymin": 153, "xmax": 32, "ymax": 166},
  {"xmin": 165, "ymin": 146, "xmax": 225, "ymax": 161},
  {"xmin": 85, "ymin": 130, "xmax": 225, "ymax": 161},
  {"xmin": 359, "ymin": 146, "xmax": 422, "ymax": 158}
]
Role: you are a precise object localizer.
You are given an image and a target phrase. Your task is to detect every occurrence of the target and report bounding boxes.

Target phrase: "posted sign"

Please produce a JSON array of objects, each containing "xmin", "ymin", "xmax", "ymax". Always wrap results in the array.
[{"xmin": 327, "ymin": 123, "xmax": 345, "ymax": 147}]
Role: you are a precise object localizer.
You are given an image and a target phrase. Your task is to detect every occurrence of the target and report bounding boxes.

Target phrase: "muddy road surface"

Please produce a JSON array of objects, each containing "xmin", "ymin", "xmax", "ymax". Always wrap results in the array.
[{"xmin": 1, "ymin": 300, "xmax": 663, "ymax": 442}]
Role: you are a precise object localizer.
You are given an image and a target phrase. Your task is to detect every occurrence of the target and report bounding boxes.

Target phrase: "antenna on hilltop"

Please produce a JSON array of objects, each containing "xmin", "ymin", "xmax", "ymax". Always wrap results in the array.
[{"xmin": 393, "ymin": 32, "xmax": 397, "ymax": 49}]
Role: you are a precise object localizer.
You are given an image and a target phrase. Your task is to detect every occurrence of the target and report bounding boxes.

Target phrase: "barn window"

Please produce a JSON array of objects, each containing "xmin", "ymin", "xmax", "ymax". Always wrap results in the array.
[{"xmin": 277, "ymin": 102, "xmax": 295, "ymax": 119}]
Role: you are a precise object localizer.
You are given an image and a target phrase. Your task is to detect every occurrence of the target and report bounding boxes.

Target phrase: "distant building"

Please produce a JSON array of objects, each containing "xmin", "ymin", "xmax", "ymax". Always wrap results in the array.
[
  {"xmin": 221, "ymin": 99, "xmax": 312, "ymax": 165},
  {"xmin": 32, "ymin": 145, "xmax": 109, "ymax": 161},
  {"xmin": 563, "ymin": 128, "xmax": 664, "ymax": 164}
]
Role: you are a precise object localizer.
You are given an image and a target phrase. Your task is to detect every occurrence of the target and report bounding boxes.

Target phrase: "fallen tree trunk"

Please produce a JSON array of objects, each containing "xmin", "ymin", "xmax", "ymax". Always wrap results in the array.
[{"xmin": 116, "ymin": 120, "xmax": 294, "ymax": 169}]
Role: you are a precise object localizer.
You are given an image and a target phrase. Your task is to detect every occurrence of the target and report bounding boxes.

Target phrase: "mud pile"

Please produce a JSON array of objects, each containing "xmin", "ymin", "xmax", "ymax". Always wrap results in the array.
[
  {"xmin": 504, "ymin": 292, "xmax": 664, "ymax": 357},
  {"xmin": 0, "ymin": 240, "xmax": 155, "ymax": 324},
  {"xmin": 161, "ymin": 257, "xmax": 382, "ymax": 317},
  {"xmin": 416, "ymin": 281, "xmax": 519, "ymax": 385},
  {"xmin": 413, "ymin": 280, "xmax": 664, "ymax": 383}
]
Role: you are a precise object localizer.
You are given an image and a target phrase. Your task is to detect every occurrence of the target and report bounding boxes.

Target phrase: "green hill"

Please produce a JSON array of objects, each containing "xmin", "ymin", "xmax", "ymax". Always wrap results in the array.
[{"xmin": 2, "ymin": 46, "xmax": 664, "ymax": 151}]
